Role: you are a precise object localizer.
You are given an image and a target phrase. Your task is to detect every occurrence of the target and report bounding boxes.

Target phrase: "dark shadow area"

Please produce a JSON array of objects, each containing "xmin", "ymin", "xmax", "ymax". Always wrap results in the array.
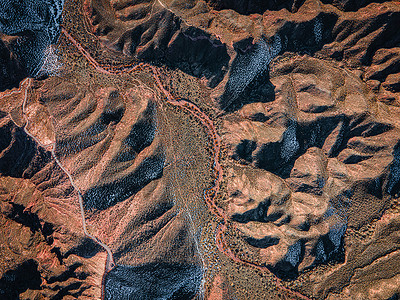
[
  {"xmin": 268, "ymin": 261, "xmax": 299, "ymax": 281},
  {"xmin": 385, "ymin": 141, "xmax": 400, "ymax": 196},
  {"xmin": 207, "ymin": 0, "xmax": 306, "ymax": 14},
  {"xmin": 309, "ymin": 232, "xmax": 345, "ymax": 271},
  {"xmin": 64, "ymin": 238, "xmax": 103, "ymax": 259},
  {"xmin": 0, "ymin": 0, "xmax": 64, "ymax": 89},
  {"xmin": 245, "ymin": 236, "xmax": 280, "ymax": 248},
  {"xmin": 269, "ymin": 237, "xmax": 344, "ymax": 281},
  {"xmin": 218, "ymin": 35, "xmax": 278, "ymax": 112},
  {"xmin": 0, "ymin": 37, "xmax": 28, "ymax": 91},
  {"xmin": 221, "ymin": 69, "xmax": 276, "ymax": 112},
  {"xmin": 233, "ymin": 139, "xmax": 257, "ymax": 163},
  {"xmin": 104, "ymin": 263, "xmax": 203, "ymax": 300},
  {"xmin": 165, "ymin": 25, "xmax": 230, "ymax": 88},
  {"xmin": 321, "ymin": 0, "xmax": 390, "ymax": 11},
  {"xmin": 83, "ymin": 155, "xmax": 165, "ymax": 210},
  {"xmin": 231, "ymin": 199, "xmax": 284, "ymax": 224},
  {"xmin": 47, "ymin": 263, "xmax": 84, "ymax": 284},
  {"xmin": 5, "ymin": 202, "xmax": 42, "ymax": 233},
  {"xmin": 267, "ymin": 240, "xmax": 305, "ymax": 280},
  {"xmin": 0, "ymin": 259, "xmax": 42, "ymax": 299},
  {"xmin": 386, "ymin": 294, "xmax": 399, "ymax": 300},
  {"xmin": 244, "ymin": 113, "xmax": 393, "ymax": 179},
  {"xmin": 0, "ymin": 124, "xmax": 37, "ymax": 178},
  {"xmin": 219, "ymin": 12, "xmax": 338, "ymax": 113},
  {"xmin": 7, "ymin": 31, "xmax": 51, "ymax": 77},
  {"xmin": 52, "ymin": 282, "xmax": 83, "ymax": 300},
  {"xmin": 114, "ymin": 6, "xmax": 230, "ymax": 89},
  {"xmin": 277, "ymin": 12, "xmax": 339, "ymax": 55}
]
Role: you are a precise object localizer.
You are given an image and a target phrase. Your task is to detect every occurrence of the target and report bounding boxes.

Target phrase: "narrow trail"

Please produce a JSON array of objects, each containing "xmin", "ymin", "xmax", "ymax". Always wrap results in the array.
[
  {"xmin": 149, "ymin": 67, "xmax": 311, "ymax": 300},
  {"xmin": 35, "ymin": 27, "xmax": 311, "ymax": 299},
  {"xmin": 11, "ymin": 77, "xmax": 116, "ymax": 298},
  {"xmin": 49, "ymin": 152, "xmax": 116, "ymax": 291}
]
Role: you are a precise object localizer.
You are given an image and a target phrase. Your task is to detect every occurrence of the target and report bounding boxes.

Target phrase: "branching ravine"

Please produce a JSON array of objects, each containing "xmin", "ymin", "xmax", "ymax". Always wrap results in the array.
[
  {"xmin": 62, "ymin": 26, "xmax": 313, "ymax": 299},
  {"xmin": 18, "ymin": 77, "xmax": 116, "ymax": 298},
  {"xmin": 150, "ymin": 66, "xmax": 311, "ymax": 300},
  {"xmin": 0, "ymin": 26, "xmax": 312, "ymax": 299}
]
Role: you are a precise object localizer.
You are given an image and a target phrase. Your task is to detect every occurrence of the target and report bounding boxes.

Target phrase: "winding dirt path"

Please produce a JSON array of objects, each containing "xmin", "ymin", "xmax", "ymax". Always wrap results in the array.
[
  {"xmin": 19, "ymin": 77, "xmax": 116, "ymax": 297},
  {"xmin": 58, "ymin": 27, "xmax": 311, "ymax": 299},
  {"xmin": 149, "ymin": 65, "xmax": 311, "ymax": 300},
  {"xmin": 0, "ymin": 76, "xmax": 116, "ymax": 298}
]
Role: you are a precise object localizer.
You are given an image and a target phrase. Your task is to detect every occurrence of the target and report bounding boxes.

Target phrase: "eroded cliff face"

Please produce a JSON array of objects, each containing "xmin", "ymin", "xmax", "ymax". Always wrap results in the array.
[
  {"xmin": 0, "ymin": 50, "xmax": 208, "ymax": 298},
  {"xmin": 0, "ymin": 105, "xmax": 106, "ymax": 299},
  {"xmin": 222, "ymin": 53, "xmax": 400, "ymax": 283},
  {"xmin": 1, "ymin": 0, "xmax": 400, "ymax": 299}
]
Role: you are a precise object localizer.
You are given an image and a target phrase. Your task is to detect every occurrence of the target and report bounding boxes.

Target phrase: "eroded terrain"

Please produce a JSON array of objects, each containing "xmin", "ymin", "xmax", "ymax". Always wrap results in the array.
[{"xmin": 1, "ymin": 0, "xmax": 400, "ymax": 299}]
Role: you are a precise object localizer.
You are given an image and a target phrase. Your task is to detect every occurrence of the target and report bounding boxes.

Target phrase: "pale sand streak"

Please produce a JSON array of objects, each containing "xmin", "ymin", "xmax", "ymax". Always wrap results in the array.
[
  {"xmin": 60, "ymin": 26, "xmax": 311, "ymax": 299},
  {"xmin": 20, "ymin": 78, "xmax": 115, "ymax": 276}
]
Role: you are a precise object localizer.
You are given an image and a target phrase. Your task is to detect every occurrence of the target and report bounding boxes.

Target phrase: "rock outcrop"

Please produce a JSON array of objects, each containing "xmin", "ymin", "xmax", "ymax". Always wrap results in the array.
[{"xmin": 1, "ymin": 0, "xmax": 400, "ymax": 299}]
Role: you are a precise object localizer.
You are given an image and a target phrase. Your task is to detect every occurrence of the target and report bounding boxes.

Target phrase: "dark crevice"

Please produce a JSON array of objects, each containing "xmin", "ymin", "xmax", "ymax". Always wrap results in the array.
[
  {"xmin": 47, "ymin": 263, "xmax": 83, "ymax": 284},
  {"xmin": 104, "ymin": 263, "xmax": 203, "ymax": 300},
  {"xmin": 208, "ymin": 0, "xmax": 306, "ymax": 14},
  {"xmin": 0, "ymin": 259, "xmax": 41, "ymax": 299},
  {"xmin": 83, "ymin": 155, "xmax": 165, "ymax": 210},
  {"xmin": 64, "ymin": 238, "xmax": 103, "ymax": 259},
  {"xmin": 321, "ymin": 0, "xmax": 393, "ymax": 12},
  {"xmin": 245, "ymin": 236, "xmax": 280, "ymax": 248}
]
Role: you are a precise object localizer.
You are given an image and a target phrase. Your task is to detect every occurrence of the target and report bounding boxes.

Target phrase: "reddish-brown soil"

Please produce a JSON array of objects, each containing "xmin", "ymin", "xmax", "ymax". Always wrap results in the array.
[{"xmin": 1, "ymin": 0, "xmax": 400, "ymax": 299}]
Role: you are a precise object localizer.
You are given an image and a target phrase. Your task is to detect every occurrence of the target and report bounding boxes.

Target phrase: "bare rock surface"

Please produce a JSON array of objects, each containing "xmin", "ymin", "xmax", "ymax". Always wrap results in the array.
[
  {"xmin": 222, "ymin": 51, "xmax": 400, "ymax": 297},
  {"xmin": 1, "ymin": 0, "xmax": 400, "ymax": 299}
]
